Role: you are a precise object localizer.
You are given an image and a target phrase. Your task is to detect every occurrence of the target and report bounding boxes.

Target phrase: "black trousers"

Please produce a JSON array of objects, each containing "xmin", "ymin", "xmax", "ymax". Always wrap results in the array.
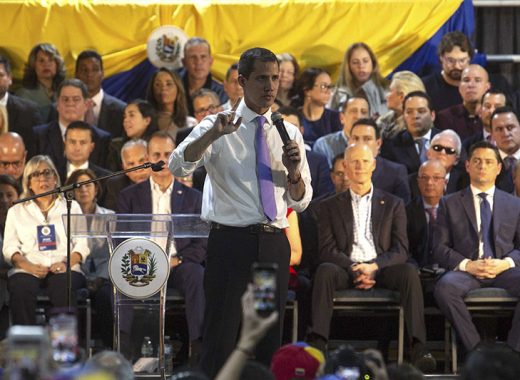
[
  {"xmin": 311, "ymin": 262, "xmax": 427, "ymax": 345},
  {"xmin": 8, "ymin": 271, "xmax": 86, "ymax": 325},
  {"xmin": 199, "ymin": 228, "xmax": 290, "ymax": 378}
]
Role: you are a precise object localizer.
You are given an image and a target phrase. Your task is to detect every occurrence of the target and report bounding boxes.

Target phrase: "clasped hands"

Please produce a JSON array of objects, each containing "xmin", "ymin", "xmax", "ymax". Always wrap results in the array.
[
  {"xmin": 351, "ymin": 262, "xmax": 379, "ymax": 290},
  {"xmin": 466, "ymin": 258, "xmax": 510, "ymax": 279}
]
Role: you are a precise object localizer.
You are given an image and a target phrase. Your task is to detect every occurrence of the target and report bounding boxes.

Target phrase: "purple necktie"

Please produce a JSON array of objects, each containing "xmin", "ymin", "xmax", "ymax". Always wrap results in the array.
[{"xmin": 255, "ymin": 116, "xmax": 277, "ymax": 221}]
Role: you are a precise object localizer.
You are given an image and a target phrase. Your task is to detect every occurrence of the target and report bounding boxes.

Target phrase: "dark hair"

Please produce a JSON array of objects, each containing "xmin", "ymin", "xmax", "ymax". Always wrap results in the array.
[
  {"xmin": 65, "ymin": 168, "xmax": 101, "ymax": 198},
  {"xmin": 184, "ymin": 37, "xmax": 211, "ymax": 56},
  {"xmin": 238, "ymin": 48, "xmax": 278, "ymax": 79},
  {"xmin": 490, "ymin": 106, "xmax": 518, "ymax": 130},
  {"xmin": 438, "ymin": 31, "xmax": 474, "ymax": 58},
  {"xmin": 338, "ymin": 42, "xmax": 386, "ymax": 90},
  {"xmin": 65, "ymin": 120, "xmax": 94, "ymax": 141},
  {"xmin": 145, "ymin": 68, "xmax": 189, "ymax": 128},
  {"xmin": 225, "ymin": 63, "xmax": 239, "ymax": 81},
  {"xmin": 403, "ymin": 90, "xmax": 433, "ymax": 112},
  {"xmin": 277, "ymin": 106, "xmax": 302, "ymax": 125},
  {"xmin": 22, "ymin": 43, "xmax": 66, "ymax": 90},
  {"xmin": 0, "ymin": 55, "xmax": 11, "ymax": 75},
  {"xmin": 125, "ymin": 99, "xmax": 158, "ymax": 139},
  {"xmin": 296, "ymin": 67, "xmax": 328, "ymax": 101},
  {"xmin": 460, "ymin": 345, "xmax": 520, "ymax": 380},
  {"xmin": 0, "ymin": 174, "xmax": 21, "ymax": 195},
  {"xmin": 351, "ymin": 118, "xmax": 381, "ymax": 139},
  {"xmin": 57, "ymin": 78, "xmax": 89, "ymax": 99},
  {"xmin": 340, "ymin": 96, "xmax": 371, "ymax": 114},
  {"xmin": 332, "ymin": 153, "xmax": 345, "ymax": 170},
  {"xmin": 468, "ymin": 140, "xmax": 502, "ymax": 163},
  {"xmin": 480, "ymin": 88, "xmax": 508, "ymax": 105},
  {"xmin": 75, "ymin": 50, "xmax": 103, "ymax": 72},
  {"xmin": 324, "ymin": 344, "xmax": 373, "ymax": 378}
]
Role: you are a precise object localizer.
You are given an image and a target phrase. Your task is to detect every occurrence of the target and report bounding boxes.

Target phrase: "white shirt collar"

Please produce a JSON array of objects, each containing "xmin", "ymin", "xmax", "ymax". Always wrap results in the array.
[
  {"xmin": 59, "ymin": 121, "xmax": 68, "ymax": 139},
  {"xmin": 150, "ymin": 176, "xmax": 174, "ymax": 195},
  {"xmin": 237, "ymin": 100, "xmax": 273, "ymax": 126},
  {"xmin": 350, "ymin": 185, "xmax": 374, "ymax": 202},
  {"xmin": 0, "ymin": 92, "xmax": 8, "ymax": 106},
  {"xmin": 91, "ymin": 89, "xmax": 104, "ymax": 116},
  {"xmin": 470, "ymin": 184, "xmax": 495, "ymax": 199},
  {"xmin": 67, "ymin": 161, "xmax": 89, "ymax": 179},
  {"xmin": 498, "ymin": 148, "xmax": 520, "ymax": 160}
]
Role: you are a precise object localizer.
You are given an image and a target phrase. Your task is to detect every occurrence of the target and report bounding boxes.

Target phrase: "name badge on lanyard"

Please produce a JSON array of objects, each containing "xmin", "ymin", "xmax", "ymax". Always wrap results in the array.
[{"xmin": 37, "ymin": 224, "xmax": 57, "ymax": 251}]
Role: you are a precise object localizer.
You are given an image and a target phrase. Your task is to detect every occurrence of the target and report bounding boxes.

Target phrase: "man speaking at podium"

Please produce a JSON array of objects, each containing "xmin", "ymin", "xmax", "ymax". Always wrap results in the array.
[{"xmin": 170, "ymin": 47, "xmax": 312, "ymax": 376}]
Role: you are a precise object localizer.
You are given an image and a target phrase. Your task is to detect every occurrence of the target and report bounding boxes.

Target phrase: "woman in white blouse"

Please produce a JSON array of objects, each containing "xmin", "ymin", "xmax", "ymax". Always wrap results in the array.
[{"xmin": 3, "ymin": 155, "xmax": 89, "ymax": 325}]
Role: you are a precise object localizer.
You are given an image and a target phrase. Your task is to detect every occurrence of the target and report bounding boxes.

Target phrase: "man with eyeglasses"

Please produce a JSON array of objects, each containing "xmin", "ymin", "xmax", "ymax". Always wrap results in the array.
[
  {"xmin": 422, "ymin": 31, "xmax": 472, "ymax": 113},
  {"xmin": 436, "ymin": 65, "xmax": 490, "ymax": 140},
  {"xmin": 409, "ymin": 129, "xmax": 466, "ymax": 199},
  {"xmin": 192, "ymin": 88, "xmax": 222, "ymax": 123},
  {"xmin": 0, "ymin": 132, "xmax": 27, "ymax": 182}
]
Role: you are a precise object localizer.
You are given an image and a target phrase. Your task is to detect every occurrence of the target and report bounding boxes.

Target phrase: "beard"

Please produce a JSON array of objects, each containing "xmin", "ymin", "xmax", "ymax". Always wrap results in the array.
[{"xmin": 446, "ymin": 69, "xmax": 462, "ymax": 81}]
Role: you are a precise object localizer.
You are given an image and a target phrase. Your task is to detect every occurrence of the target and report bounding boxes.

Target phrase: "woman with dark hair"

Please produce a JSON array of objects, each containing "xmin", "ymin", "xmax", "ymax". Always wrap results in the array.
[
  {"xmin": 145, "ymin": 68, "xmax": 196, "ymax": 140},
  {"xmin": 106, "ymin": 99, "xmax": 158, "ymax": 171},
  {"xmin": 2, "ymin": 155, "xmax": 89, "ymax": 325},
  {"xmin": 297, "ymin": 68, "xmax": 342, "ymax": 144},
  {"xmin": 0, "ymin": 174, "xmax": 21, "ymax": 237},
  {"xmin": 275, "ymin": 53, "xmax": 299, "ymax": 108},
  {"xmin": 330, "ymin": 42, "xmax": 388, "ymax": 117},
  {"xmin": 16, "ymin": 43, "xmax": 66, "ymax": 121}
]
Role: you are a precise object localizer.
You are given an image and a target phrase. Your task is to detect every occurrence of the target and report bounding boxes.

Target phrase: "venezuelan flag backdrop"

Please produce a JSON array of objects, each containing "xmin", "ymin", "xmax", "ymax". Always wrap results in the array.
[{"xmin": 0, "ymin": 0, "xmax": 470, "ymax": 101}]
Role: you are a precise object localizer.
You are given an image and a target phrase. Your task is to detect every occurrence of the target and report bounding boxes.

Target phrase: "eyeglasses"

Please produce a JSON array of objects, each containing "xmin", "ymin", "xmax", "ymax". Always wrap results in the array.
[
  {"xmin": 442, "ymin": 56, "xmax": 469, "ymax": 66},
  {"xmin": 331, "ymin": 171, "xmax": 344, "ymax": 177},
  {"xmin": 0, "ymin": 160, "xmax": 23, "ymax": 169},
  {"xmin": 314, "ymin": 83, "xmax": 334, "ymax": 92},
  {"xmin": 417, "ymin": 175, "xmax": 446, "ymax": 182},
  {"xmin": 29, "ymin": 168, "xmax": 54, "ymax": 180},
  {"xmin": 194, "ymin": 105, "xmax": 218, "ymax": 115},
  {"xmin": 432, "ymin": 144, "xmax": 457, "ymax": 155}
]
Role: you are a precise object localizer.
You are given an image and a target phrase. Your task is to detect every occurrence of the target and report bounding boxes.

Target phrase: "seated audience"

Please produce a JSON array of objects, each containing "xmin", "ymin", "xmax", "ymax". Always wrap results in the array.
[
  {"xmin": 0, "ymin": 55, "xmax": 41, "ymax": 151},
  {"xmin": 3, "ymin": 155, "xmax": 89, "ymax": 325},
  {"xmin": 275, "ymin": 53, "xmax": 299, "ymax": 108},
  {"xmin": 117, "ymin": 131, "xmax": 206, "ymax": 363},
  {"xmin": 221, "ymin": 63, "xmax": 243, "ymax": 111},
  {"xmin": 101, "ymin": 139, "xmax": 150, "ymax": 211},
  {"xmin": 313, "ymin": 96, "xmax": 369, "ymax": 167},
  {"xmin": 434, "ymin": 141, "xmax": 520, "ymax": 354},
  {"xmin": 16, "ymin": 43, "xmax": 66, "ymax": 122},
  {"xmin": 381, "ymin": 91, "xmax": 440, "ymax": 174},
  {"xmin": 349, "ymin": 118, "xmax": 411, "ymax": 203},
  {"xmin": 0, "ymin": 132, "xmax": 27, "ymax": 183},
  {"xmin": 407, "ymin": 160, "xmax": 446, "ymax": 268},
  {"xmin": 329, "ymin": 42, "xmax": 388, "ymax": 117},
  {"xmin": 178, "ymin": 37, "xmax": 228, "ymax": 116},
  {"xmin": 145, "ymin": 68, "xmax": 196, "ymax": 140},
  {"xmin": 377, "ymin": 71, "xmax": 425, "ymax": 140},
  {"xmin": 308, "ymin": 144, "xmax": 435, "ymax": 372},
  {"xmin": 421, "ymin": 31, "xmax": 472, "ymax": 112},
  {"xmin": 32, "ymin": 78, "xmax": 112, "ymax": 169},
  {"xmin": 75, "ymin": 49, "xmax": 126, "ymax": 137},
  {"xmin": 107, "ymin": 99, "xmax": 158, "ymax": 171},
  {"xmin": 192, "ymin": 88, "xmax": 222, "ymax": 123},
  {"xmin": 435, "ymin": 64, "xmax": 490, "ymax": 140},
  {"xmin": 296, "ymin": 68, "xmax": 342, "ymax": 144}
]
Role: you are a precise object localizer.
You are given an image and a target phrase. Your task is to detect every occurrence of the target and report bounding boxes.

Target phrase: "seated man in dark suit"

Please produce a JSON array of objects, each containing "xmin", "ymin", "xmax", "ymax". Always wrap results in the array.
[
  {"xmin": 435, "ymin": 65, "xmax": 490, "ymax": 140},
  {"xmin": 308, "ymin": 144, "xmax": 435, "ymax": 371},
  {"xmin": 381, "ymin": 91, "xmax": 440, "ymax": 174},
  {"xmin": 407, "ymin": 159, "xmax": 446, "ymax": 268},
  {"xmin": 0, "ymin": 55, "xmax": 41, "ymax": 154},
  {"xmin": 410, "ymin": 129, "xmax": 466, "ymax": 199},
  {"xmin": 32, "ymin": 79, "xmax": 112, "ymax": 168},
  {"xmin": 434, "ymin": 141, "xmax": 520, "ymax": 353},
  {"xmin": 75, "ymin": 50, "xmax": 126, "ymax": 137},
  {"xmin": 101, "ymin": 139, "xmax": 150, "ymax": 210},
  {"xmin": 117, "ymin": 131, "xmax": 206, "ymax": 359},
  {"xmin": 60, "ymin": 121, "xmax": 111, "ymax": 184},
  {"xmin": 349, "ymin": 118, "xmax": 410, "ymax": 203}
]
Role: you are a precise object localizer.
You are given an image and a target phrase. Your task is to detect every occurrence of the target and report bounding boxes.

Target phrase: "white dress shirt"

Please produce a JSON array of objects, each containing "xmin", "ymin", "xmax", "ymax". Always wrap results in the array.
[
  {"xmin": 2, "ymin": 197, "xmax": 90, "ymax": 277},
  {"xmin": 66, "ymin": 161, "xmax": 89, "ymax": 179},
  {"xmin": 91, "ymin": 89, "xmax": 104, "ymax": 121},
  {"xmin": 169, "ymin": 100, "xmax": 312, "ymax": 228},
  {"xmin": 350, "ymin": 187, "xmax": 377, "ymax": 263},
  {"xmin": 149, "ymin": 177, "xmax": 176, "ymax": 255}
]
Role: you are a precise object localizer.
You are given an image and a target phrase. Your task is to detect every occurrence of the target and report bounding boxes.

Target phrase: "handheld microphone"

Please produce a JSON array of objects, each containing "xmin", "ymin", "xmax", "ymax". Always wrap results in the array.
[
  {"xmin": 271, "ymin": 112, "xmax": 291, "ymax": 146},
  {"xmin": 150, "ymin": 160, "xmax": 166, "ymax": 172}
]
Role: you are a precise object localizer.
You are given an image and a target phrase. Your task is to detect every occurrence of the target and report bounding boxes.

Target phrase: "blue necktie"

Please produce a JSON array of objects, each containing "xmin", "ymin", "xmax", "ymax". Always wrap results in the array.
[
  {"xmin": 416, "ymin": 137, "xmax": 428, "ymax": 164},
  {"xmin": 478, "ymin": 193, "xmax": 494, "ymax": 258},
  {"xmin": 255, "ymin": 116, "xmax": 277, "ymax": 221}
]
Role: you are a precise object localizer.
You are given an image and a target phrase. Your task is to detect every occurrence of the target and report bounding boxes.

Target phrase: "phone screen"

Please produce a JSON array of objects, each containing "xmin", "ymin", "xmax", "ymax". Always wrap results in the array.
[
  {"xmin": 252, "ymin": 263, "xmax": 278, "ymax": 317},
  {"xmin": 49, "ymin": 313, "xmax": 78, "ymax": 366}
]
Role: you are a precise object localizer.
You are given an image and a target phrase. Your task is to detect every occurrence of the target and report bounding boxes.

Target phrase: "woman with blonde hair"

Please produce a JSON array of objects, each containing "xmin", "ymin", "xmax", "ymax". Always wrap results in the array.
[
  {"xmin": 377, "ymin": 71, "xmax": 426, "ymax": 139},
  {"xmin": 330, "ymin": 42, "xmax": 388, "ymax": 117}
]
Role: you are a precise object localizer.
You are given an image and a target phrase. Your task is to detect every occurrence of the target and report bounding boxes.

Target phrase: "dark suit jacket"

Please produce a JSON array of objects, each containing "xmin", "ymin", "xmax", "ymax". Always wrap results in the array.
[
  {"xmin": 100, "ymin": 175, "xmax": 134, "ymax": 210},
  {"xmin": 406, "ymin": 197, "xmax": 431, "ymax": 267},
  {"xmin": 462, "ymin": 130, "xmax": 485, "ymax": 154},
  {"xmin": 433, "ymin": 187, "xmax": 520, "ymax": 270},
  {"xmin": 6, "ymin": 94, "xmax": 42, "ymax": 156},
  {"xmin": 435, "ymin": 104, "xmax": 482, "ymax": 141},
  {"xmin": 317, "ymin": 188, "xmax": 408, "ymax": 270},
  {"xmin": 32, "ymin": 121, "xmax": 112, "ymax": 169},
  {"xmin": 97, "ymin": 94, "xmax": 126, "ymax": 138},
  {"xmin": 408, "ymin": 166, "xmax": 467, "ymax": 200},
  {"xmin": 58, "ymin": 161, "xmax": 111, "ymax": 186},
  {"xmin": 373, "ymin": 156, "xmax": 411, "ymax": 204},
  {"xmin": 307, "ymin": 150, "xmax": 334, "ymax": 199},
  {"xmin": 380, "ymin": 128, "xmax": 441, "ymax": 174},
  {"xmin": 116, "ymin": 179, "xmax": 206, "ymax": 264}
]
